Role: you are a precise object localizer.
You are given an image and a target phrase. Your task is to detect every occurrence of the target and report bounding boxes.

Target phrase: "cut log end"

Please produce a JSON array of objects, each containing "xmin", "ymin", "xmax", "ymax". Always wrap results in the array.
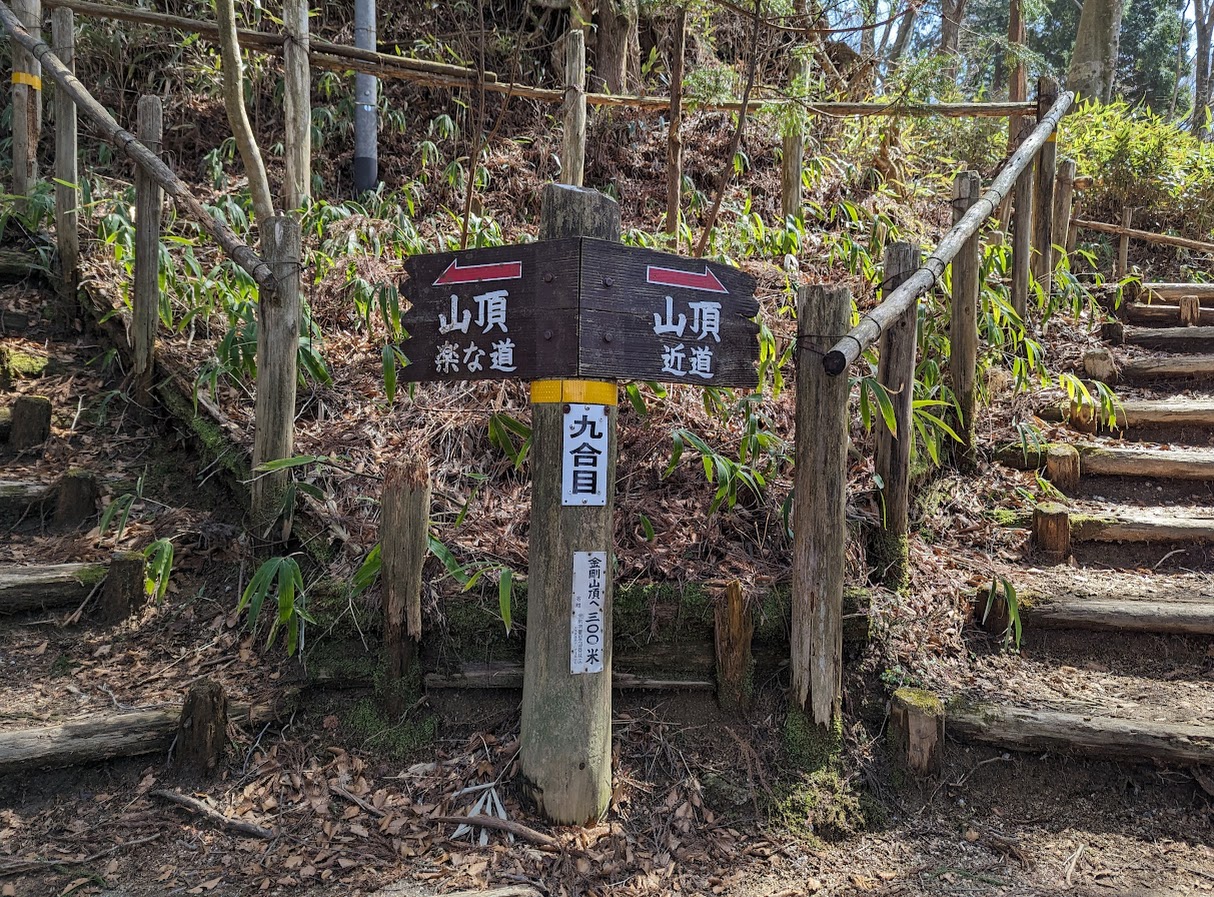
[
  {"xmin": 9, "ymin": 394, "xmax": 51, "ymax": 450},
  {"xmin": 1045, "ymin": 445, "xmax": 1080, "ymax": 494},
  {"xmin": 54, "ymin": 469, "xmax": 98, "ymax": 529},
  {"xmin": 1033, "ymin": 503, "xmax": 1071, "ymax": 561},
  {"xmin": 1180, "ymin": 295, "xmax": 1202, "ymax": 327},
  {"xmin": 98, "ymin": 551, "xmax": 146, "ymax": 624},
  {"xmin": 890, "ymin": 687, "xmax": 944, "ymax": 777},
  {"xmin": 1083, "ymin": 348, "xmax": 1118, "ymax": 383},
  {"xmin": 175, "ymin": 680, "xmax": 227, "ymax": 778}
]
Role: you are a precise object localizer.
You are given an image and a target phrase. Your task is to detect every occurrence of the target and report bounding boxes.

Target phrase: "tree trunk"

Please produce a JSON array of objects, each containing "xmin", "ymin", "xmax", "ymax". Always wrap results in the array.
[
  {"xmin": 1194, "ymin": 1, "xmax": 1213, "ymax": 136},
  {"xmin": 592, "ymin": 0, "xmax": 640, "ymax": 95},
  {"xmin": 1067, "ymin": 0, "xmax": 1126, "ymax": 104},
  {"xmin": 215, "ymin": 0, "xmax": 275, "ymax": 225},
  {"xmin": 886, "ymin": 3, "xmax": 916, "ymax": 65},
  {"xmin": 938, "ymin": 0, "xmax": 968, "ymax": 74}
]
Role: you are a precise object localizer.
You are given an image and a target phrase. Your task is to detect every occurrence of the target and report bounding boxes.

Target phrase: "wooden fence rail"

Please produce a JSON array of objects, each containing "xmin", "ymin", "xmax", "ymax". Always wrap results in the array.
[
  {"xmin": 1072, "ymin": 218, "xmax": 1214, "ymax": 256},
  {"xmin": 822, "ymin": 87, "xmax": 1075, "ymax": 376},
  {"xmin": 37, "ymin": 0, "xmax": 1037, "ymax": 119}
]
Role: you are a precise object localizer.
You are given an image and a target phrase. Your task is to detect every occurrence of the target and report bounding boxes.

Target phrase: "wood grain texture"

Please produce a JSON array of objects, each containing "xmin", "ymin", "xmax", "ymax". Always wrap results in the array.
[
  {"xmin": 175, "ymin": 679, "xmax": 227, "ymax": 777},
  {"xmin": 0, "ymin": 561, "xmax": 105, "ymax": 613},
  {"xmin": 0, "ymin": 478, "xmax": 55, "ymax": 522},
  {"xmin": 1090, "ymin": 351, "xmax": 1214, "ymax": 382},
  {"xmin": 1072, "ymin": 509, "xmax": 1214, "ymax": 543},
  {"xmin": 251, "ymin": 216, "xmax": 301, "ymax": 538},
  {"xmin": 381, "ymin": 456, "xmax": 431, "ymax": 717},
  {"xmin": 1050, "ymin": 158, "xmax": 1075, "ymax": 268},
  {"xmin": 1122, "ymin": 324, "xmax": 1214, "ymax": 353},
  {"xmin": 133, "ymin": 94, "xmax": 163, "ymax": 404},
  {"xmin": 1010, "ymin": 140, "xmax": 1035, "ymax": 320},
  {"xmin": 519, "ymin": 184, "xmax": 620, "ymax": 826},
  {"xmin": 1116, "ymin": 207, "xmax": 1132, "ymax": 280},
  {"xmin": 1077, "ymin": 443, "xmax": 1214, "ymax": 480},
  {"xmin": 1141, "ymin": 282, "xmax": 1214, "ymax": 302},
  {"xmin": 560, "ymin": 28, "xmax": 586, "ymax": 187},
  {"xmin": 1030, "ymin": 77, "xmax": 1058, "ymax": 296},
  {"xmin": 714, "ymin": 580, "xmax": 753, "ymax": 712},
  {"xmin": 10, "ymin": 0, "xmax": 41, "ymax": 212},
  {"xmin": 781, "ymin": 54, "xmax": 808, "ymax": 220},
  {"xmin": 1123, "ymin": 302, "xmax": 1214, "ymax": 326},
  {"xmin": 664, "ymin": 7, "xmax": 684, "ymax": 236},
  {"xmin": 99, "ymin": 550, "xmax": 145, "ymax": 624},
  {"xmin": 792, "ymin": 284, "xmax": 850, "ymax": 725},
  {"xmin": 52, "ymin": 7, "xmax": 79, "ymax": 297},
  {"xmin": 1033, "ymin": 503, "xmax": 1070, "ymax": 559},
  {"xmin": 9, "ymin": 394, "xmax": 51, "ymax": 450},
  {"xmin": 1045, "ymin": 444, "xmax": 1079, "ymax": 493},
  {"xmin": 949, "ymin": 701, "xmax": 1214, "ymax": 765},
  {"xmin": 874, "ymin": 244, "xmax": 918, "ymax": 538},
  {"xmin": 950, "ymin": 170, "xmax": 980, "ymax": 467},
  {"xmin": 890, "ymin": 688, "xmax": 943, "ymax": 776},
  {"xmin": 282, "ymin": 0, "xmax": 310, "ymax": 210}
]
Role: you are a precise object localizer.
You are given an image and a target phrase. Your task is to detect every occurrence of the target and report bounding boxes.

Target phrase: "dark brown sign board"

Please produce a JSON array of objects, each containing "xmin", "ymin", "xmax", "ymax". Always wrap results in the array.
[{"xmin": 401, "ymin": 238, "xmax": 759, "ymax": 387}]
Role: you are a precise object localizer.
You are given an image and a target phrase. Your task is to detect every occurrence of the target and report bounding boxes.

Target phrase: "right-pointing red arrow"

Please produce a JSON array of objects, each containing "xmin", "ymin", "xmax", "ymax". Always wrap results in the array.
[{"xmin": 645, "ymin": 264, "xmax": 729, "ymax": 294}]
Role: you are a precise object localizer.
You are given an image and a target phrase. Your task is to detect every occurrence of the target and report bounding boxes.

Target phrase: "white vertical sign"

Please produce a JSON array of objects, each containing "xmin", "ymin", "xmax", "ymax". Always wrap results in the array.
[
  {"xmin": 561, "ymin": 404, "xmax": 609, "ymax": 507},
  {"xmin": 570, "ymin": 551, "xmax": 607, "ymax": 675}
]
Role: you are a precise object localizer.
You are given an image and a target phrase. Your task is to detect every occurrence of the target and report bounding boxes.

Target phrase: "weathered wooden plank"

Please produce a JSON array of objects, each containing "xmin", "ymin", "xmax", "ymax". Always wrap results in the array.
[
  {"xmin": 425, "ymin": 662, "xmax": 714, "ymax": 691},
  {"xmin": 949, "ymin": 701, "xmax": 1214, "ymax": 766},
  {"xmin": 1122, "ymin": 324, "xmax": 1214, "ymax": 353},
  {"xmin": 0, "ymin": 561, "xmax": 107, "ymax": 613},
  {"xmin": 1123, "ymin": 302, "xmax": 1214, "ymax": 327},
  {"xmin": 1079, "ymin": 443, "xmax": 1214, "ymax": 480},
  {"xmin": 1086, "ymin": 349, "xmax": 1214, "ymax": 382},
  {"xmin": 1072, "ymin": 509, "xmax": 1214, "ymax": 543},
  {"xmin": 0, "ymin": 478, "xmax": 54, "ymax": 521},
  {"xmin": 1140, "ymin": 283, "xmax": 1214, "ymax": 303}
]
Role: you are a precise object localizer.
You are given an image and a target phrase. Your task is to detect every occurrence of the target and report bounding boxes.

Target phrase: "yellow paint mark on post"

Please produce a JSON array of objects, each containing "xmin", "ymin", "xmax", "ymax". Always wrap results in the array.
[{"xmin": 530, "ymin": 380, "xmax": 617, "ymax": 405}]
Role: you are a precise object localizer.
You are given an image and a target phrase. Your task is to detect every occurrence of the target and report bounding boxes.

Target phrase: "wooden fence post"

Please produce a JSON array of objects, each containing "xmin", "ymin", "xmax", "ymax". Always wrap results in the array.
[
  {"xmin": 714, "ymin": 579, "xmax": 753, "ymax": 712},
  {"xmin": 282, "ymin": 0, "xmax": 311, "ymax": 210},
  {"xmin": 1011, "ymin": 121, "xmax": 1035, "ymax": 321},
  {"xmin": 133, "ymin": 95, "xmax": 163, "ymax": 409},
  {"xmin": 871, "ymin": 243, "xmax": 918, "ymax": 591},
  {"xmin": 781, "ymin": 53, "xmax": 809, "ymax": 221},
  {"xmin": 950, "ymin": 170, "xmax": 980, "ymax": 471},
  {"xmin": 792, "ymin": 283, "xmax": 851, "ymax": 729},
  {"xmin": 1116, "ymin": 206, "xmax": 1132, "ymax": 280},
  {"xmin": 381, "ymin": 455, "xmax": 431, "ymax": 718},
  {"xmin": 1031, "ymin": 76, "xmax": 1058, "ymax": 299},
  {"xmin": 10, "ymin": 0, "xmax": 42, "ymax": 213},
  {"xmin": 1051, "ymin": 158, "xmax": 1076, "ymax": 268},
  {"xmin": 520, "ymin": 184, "xmax": 621, "ymax": 825},
  {"xmin": 559, "ymin": 28, "xmax": 586, "ymax": 187},
  {"xmin": 52, "ymin": 7, "xmax": 78, "ymax": 300},
  {"xmin": 665, "ymin": 7, "xmax": 685, "ymax": 238},
  {"xmin": 252, "ymin": 216, "xmax": 301, "ymax": 539}
]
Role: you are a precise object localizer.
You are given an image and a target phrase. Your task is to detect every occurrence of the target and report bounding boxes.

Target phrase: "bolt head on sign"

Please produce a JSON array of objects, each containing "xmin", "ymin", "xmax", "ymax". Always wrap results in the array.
[{"xmin": 400, "ymin": 238, "xmax": 760, "ymax": 386}]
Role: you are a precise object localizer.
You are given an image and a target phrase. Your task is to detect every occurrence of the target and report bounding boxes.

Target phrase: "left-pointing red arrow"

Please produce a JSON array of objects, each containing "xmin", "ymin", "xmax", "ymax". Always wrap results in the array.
[{"xmin": 433, "ymin": 258, "xmax": 523, "ymax": 286}]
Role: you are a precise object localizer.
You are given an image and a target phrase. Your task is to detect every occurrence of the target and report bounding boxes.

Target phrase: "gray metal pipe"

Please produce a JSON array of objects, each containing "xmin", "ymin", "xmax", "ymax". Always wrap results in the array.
[{"xmin": 353, "ymin": 0, "xmax": 377, "ymax": 193}]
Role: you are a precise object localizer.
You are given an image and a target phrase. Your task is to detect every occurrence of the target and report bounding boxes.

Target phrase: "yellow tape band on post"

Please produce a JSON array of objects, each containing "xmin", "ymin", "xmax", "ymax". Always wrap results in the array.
[
  {"xmin": 11, "ymin": 72, "xmax": 41, "ymax": 90},
  {"xmin": 530, "ymin": 380, "xmax": 618, "ymax": 405},
  {"xmin": 1047, "ymin": 132, "xmax": 1057, "ymax": 143}
]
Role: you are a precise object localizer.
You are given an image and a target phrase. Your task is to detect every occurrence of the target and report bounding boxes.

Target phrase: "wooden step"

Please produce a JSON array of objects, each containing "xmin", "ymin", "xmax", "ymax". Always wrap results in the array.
[
  {"xmin": 1071, "ymin": 507, "xmax": 1214, "ymax": 543},
  {"xmin": 949, "ymin": 700, "xmax": 1214, "ymax": 766},
  {"xmin": 0, "ymin": 562, "xmax": 109, "ymax": 614},
  {"xmin": 1085, "ymin": 348, "xmax": 1214, "ymax": 383},
  {"xmin": 0, "ymin": 478, "xmax": 54, "ymax": 522},
  {"xmin": 981, "ymin": 570, "xmax": 1214, "ymax": 635},
  {"xmin": 1038, "ymin": 398, "xmax": 1214, "ymax": 430},
  {"xmin": 1124, "ymin": 303, "xmax": 1214, "ymax": 327},
  {"xmin": 1114, "ymin": 324, "xmax": 1214, "ymax": 353},
  {"xmin": 1140, "ymin": 283, "xmax": 1214, "ymax": 304},
  {"xmin": 996, "ymin": 442, "xmax": 1214, "ymax": 481}
]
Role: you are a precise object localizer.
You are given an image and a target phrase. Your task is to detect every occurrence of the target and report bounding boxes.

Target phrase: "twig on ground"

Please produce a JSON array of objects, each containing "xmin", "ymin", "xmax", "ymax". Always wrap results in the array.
[
  {"xmin": 430, "ymin": 814, "xmax": 561, "ymax": 850},
  {"xmin": 151, "ymin": 789, "xmax": 274, "ymax": 839}
]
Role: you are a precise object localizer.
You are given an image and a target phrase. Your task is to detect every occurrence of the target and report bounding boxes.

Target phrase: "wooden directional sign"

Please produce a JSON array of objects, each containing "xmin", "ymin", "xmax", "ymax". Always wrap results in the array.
[{"xmin": 401, "ymin": 238, "xmax": 759, "ymax": 386}]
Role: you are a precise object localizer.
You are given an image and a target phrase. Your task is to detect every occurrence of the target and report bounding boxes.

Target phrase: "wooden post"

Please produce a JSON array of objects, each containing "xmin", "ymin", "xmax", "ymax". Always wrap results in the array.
[
  {"xmin": 381, "ymin": 455, "xmax": 431, "ymax": 718},
  {"xmin": 559, "ymin": 28, "xmax": 586, "ymax": 187},
  {"xmin": 792, "ymin": 284, "xmax": 851, "ymax": 728},
  {"xmin": 175, "ymin": 680, "xmax": 227, "ymax": 777},
  {"xmin": 871, "ymin": 243, "xmax": 918, "ymax": 591},
  {"xmin": 1011, "ymin": 122, "xmax": 1035, "ymax": 321},
  {"xmin": 1006, "ymin": 0, "xmax": 1025, "ymax": 154},
  {"xmin": 52, "ymin": 7, "xmax": 78, "ymax": 300},
  {"xmin": 1031, "ymin": 76, "xmax": 1058, "ymax": 299},
  {"xmin": 9, "ymin": 395, "xmax": 51, "ymax": 450},
  {"xmin": 664, "ymin": 7, "xmax": 685, "ymax": 238},
  {"xmin": 890, "ymin": 687, "xmax": 944, "ymax": 777},
  {"xmin": 133, "ymin": 95, "xmax": 163, "ymax": 409},
  {"xmin": 282, "ymin": 0, "xmax": 311, "ymax": 210},
  {"xmin": 1180, "ymin": 294, "xmax": 1201, "ymax": 327},
  {"xmin": 251, "ymin": 216, "xmax": 301, "ymax": 540},
  {"xmin": 1051, "ymin": 158, "xmax": 1076, "ymax": 268},
  {"xmin": 1069, "ymin": 397, "xmax": 1098, "ymax": 434},
  {"xmin": 781, "ymin": 53, "xmax": 809, "ymax": 221},
  {"xmin": 10, "ymin": 0, "xmax": 42, "ymax": 213},
  {"xmin": 714, "ymin": 580, "xmax": 753, "ymax": 712},
  {"xmin": 1046, "ymin": 444, "xmax": 1080, "ymax": 493},
  {"xmin": 1116, "ymin": 207, "xmax": 1132, "ymax": 280},
  {"xmin": 98, "ymin": 550, "xmax": 146, "ymax": 623},
  {"xmin": 1033, "ymin": 502, "xmax": 1071, "ymax": 561},
  {"xmin": 1084, "ymin": 347, "xmax": 1118, "ymax": 382},
  {"xmin": 54, "ymin": 468, "xmax": 97, "ymax": 528},
  {"xmin": 950, "ymin": 170, "xmax": 980, "ymax": 470},
  {"xmin": 1101, "ymin": 320, "xmax": 1125, "ymax": 345},
  {"xmin": 520, "ymin": 184, "xmax": 621, "ymax": 826}
]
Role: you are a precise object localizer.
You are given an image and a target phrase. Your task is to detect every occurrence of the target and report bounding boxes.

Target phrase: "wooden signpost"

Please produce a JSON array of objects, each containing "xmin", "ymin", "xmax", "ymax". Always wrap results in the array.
[
  {"xmin": 401, "ymin": 239, "xmax": 759, "ymax": 387},
  {"xmin": 401, "ymin": 195, "xmax": 759, "ymax": 824}
]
